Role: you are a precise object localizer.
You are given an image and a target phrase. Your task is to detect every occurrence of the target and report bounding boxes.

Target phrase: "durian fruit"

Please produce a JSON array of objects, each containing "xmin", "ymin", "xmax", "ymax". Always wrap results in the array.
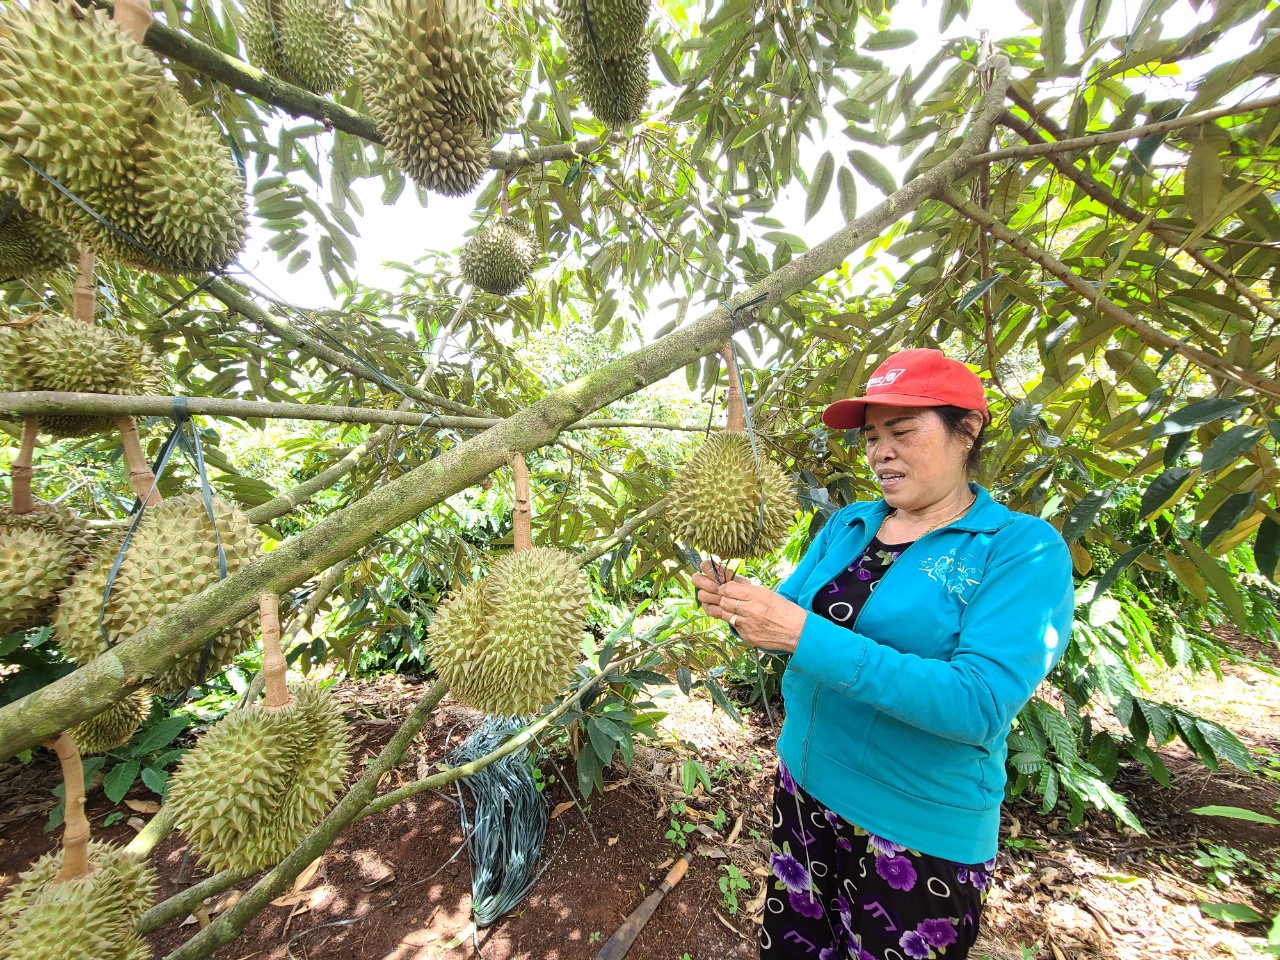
[
  {"xmin": 0, "ymin": 314, "xmax": 163, "ymax": 438},
  {"xmin": 356, "ymin": 0, "xmax": 518, "ymax": 195},
  {"xmin": 669, "ymin": 431, "xmax": 796, "ymax": 559},
  {"xmin": 167, "ymin": 681, "xmax": 351, "ymax": 875},
  {"xmin": 0, "ymin": 195, "xmax": 74, "ymax": 277},
  {"xmin": 427, "ymin": 546, "xmax": 590, "ymax": 716},
  {"xmin": 0, "ymin": 504, "xmax": 88, "ymax": 635},
  {"xmin": 0, "ymin": 842, "xmax": 155, "ymax": 960},
  {"xmin": 459, "ymin": 217, "xmax": 538, "ymax": 295},
  {"xmin": 0, "ymin": 1, "xmax": 247, "ymax": 274},
  {"xmin": 557, "ymin": 0, "xmax": 651, "ymax": 127},
  {"xmin": 241, "ymin": 0, "xmax": 353, "ymax": 94},
  {"xmin": 66, "ymin": 691, "xmax": 152, "ymax": 756},
  {"xmin": 54, "ymin": 494, "xmax": 260, "ymax": 691}
]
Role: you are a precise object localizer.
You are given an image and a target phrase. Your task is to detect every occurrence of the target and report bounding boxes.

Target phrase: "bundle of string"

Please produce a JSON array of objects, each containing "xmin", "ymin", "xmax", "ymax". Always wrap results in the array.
[{"xmin": 445, "ymin": 716, "xmax": 550, "ymax": 928}]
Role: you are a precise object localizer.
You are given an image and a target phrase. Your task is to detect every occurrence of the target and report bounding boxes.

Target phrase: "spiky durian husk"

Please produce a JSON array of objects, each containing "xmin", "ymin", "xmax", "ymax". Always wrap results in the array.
[
  {"xmin": 459, "ymin": 217, "xmax": 538, "ymax": 295},
  {"xmin": 242, "ymin": 0, "xmax": 353, "ymax": 94},
  {"xmin": 166, "ymin": 683, "xmax": 351, "ymax": 875},
  {"xmin": 556, "ymin": 0, "xmax": 650, "ymax": 60},
  {"xmin": 0, "ymin": 314, "xmax": 163, "ymax": 438},
  {"xmin": 427, "ymin": 547, "xmax": 588, "ymax": 717},
  {"xmin": 669, "ymin": 432, "xmax": 796, "ymax": 559},
  {"xmin": 0, "ymin": 524, "xmax": 77, "ymax": 635},
  {"xmin": 53, "ymin": 494, "xmax": 260, "ymax": 691},
  {"xmin": 0, "ymin": 196, "xmax": 74, "ymax": 277},
  {"xmin": 0, "ymin": 4, "xmax": 164, "ymax": 208},
  {"xmin": 355, "ymin": 0, "xmax": 518, "ymax": 195},
  {"xmin": 0, "ymin": 2, "xmax": 245, "ymax": 275},
  {"xmin": 557, "ymin": 0, "xmax": 651, "ymax": 126},
  {"xmin": 67, "ymin": 691, "xmax": 152, "ymax": 756},
  {"xmin": 0, "ymin": 842, "xmax": 155, "ymax": 960}
]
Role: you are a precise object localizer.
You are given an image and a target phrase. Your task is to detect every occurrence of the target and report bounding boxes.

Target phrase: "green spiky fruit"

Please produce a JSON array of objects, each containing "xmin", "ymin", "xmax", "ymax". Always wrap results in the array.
[
  {"xmin": 54, "ymin": 494, "xmax": 260, "ymax": 691},
  {"xmin": 0, "ymin": 314, "xmax": 163, "ymax": 438},
  {"xmin": 0, "ymin": 508, "xmax": 82, "ymax": 635},
  {"xmin": 669, "ymin": 432, "xmax": 796, "ymax": 559},
  {"xmin": 166, "ymin": 683, "xmax": 351, "ymax": 875},
  {"xmin": 0, "ymin": 2, "xmax": 246, "ymax": 274},
  {"xmin": 356, "ymin": 0, "xmax": 518, "ymax": 195},
  {"xmin": 0, "ymin": 842, "xmax": 155, "ymax": 960},
  {"xmin": 241, "ymin": 0, "xmax": 353, "ymax": 94},
  {"xmin": 427, "ymin": 547, "xmax": 589, "ymax": 717},
  {"xmin": 67, "ymin": 691, "xmax": 152, "ymax": 756},
  {"xmin": 459, "ymin": 217, "xmax": 538, "ymax": 295},
  {"xmin": 557, "ymin": 0, "xmax": 650, "ymax": 126},
  {"xmin": 0, "ymin": 196, "xmax": 74, "ymax": 277}
]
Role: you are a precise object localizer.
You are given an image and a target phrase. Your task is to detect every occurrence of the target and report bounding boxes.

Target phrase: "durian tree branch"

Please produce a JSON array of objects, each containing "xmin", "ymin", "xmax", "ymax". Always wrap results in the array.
[
  {"xmin": 577, "ymin": 496, "xmax": 672, "ymax": 567},
  {"xmin": 0, "ymin": 56, "xmax": 1014, "ymax": 762},
  {"xmin": 137, "ymin": 868, "xmax": 249, "ymax": 935},
  {"xmin": 160, "ymin": 679, "xmax": 449, "ymax": 960},
  {"xmin": 941, "ymin": 189, "xmax": 1280, "ymax": 401},
  {"xmin": 1000, "ymin": 112, "xmax": 1280, "ymax": 324},
  {"xmin": 0, "ymin": 392, "xmax": 718, "ymax": 434},
  {"xmin": 969, "ymin": 90, "xmax": 1280, "ymax": 165}
]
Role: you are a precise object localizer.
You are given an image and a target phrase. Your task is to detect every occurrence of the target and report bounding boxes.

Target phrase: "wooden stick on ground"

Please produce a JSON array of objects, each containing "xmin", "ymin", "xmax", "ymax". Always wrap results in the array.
[{"xmin": 10, "ymin": 416, "xmax": 38, "ymax": 514}]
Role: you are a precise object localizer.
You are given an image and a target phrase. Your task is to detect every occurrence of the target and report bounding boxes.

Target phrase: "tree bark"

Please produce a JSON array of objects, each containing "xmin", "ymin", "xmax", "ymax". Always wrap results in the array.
[
  {"xmin": 10, "ymin": 416, "xmax": 37, "ymax": 514},
  {"xmin": 48, "ymin": 735, "xmax": 91, "ymax": 881},
  {"xmin": 116, "ymin": 417, "xmax": 162, "ymax": 506},
  {"xmin": 0, "ymin": 57, "xmax": 1015, "ymax": 762},
  {"xmin": 720, "ymin": 346, "xmax": 746, "ymax": 433},
  {"xmin": 511, "ymin": 453, "xmax": 532, "ymax": 552}
]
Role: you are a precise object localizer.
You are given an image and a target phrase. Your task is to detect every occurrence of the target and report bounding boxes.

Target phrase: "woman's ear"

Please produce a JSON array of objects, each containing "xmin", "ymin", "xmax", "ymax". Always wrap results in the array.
[{"xmin": 962, "ymin": 411, "xmax": 984, "ymax": 444}]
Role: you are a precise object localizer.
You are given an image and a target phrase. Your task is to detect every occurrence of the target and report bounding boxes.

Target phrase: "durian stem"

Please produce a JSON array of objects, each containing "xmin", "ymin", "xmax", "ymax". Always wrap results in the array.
[
  {"xmin": 259, "ymin": 593, "xmax": 290, "ymax": 709},
  {"xmin": 112, "ymin": 0, "xmax": 153, "ymax": 42},
  {"xmin": 71, "ymin": 249, "xmax": 95, "ymax": 323},
  {"xmin": 47, "ymin": 734, "xmax": 92, "ymax": 881},
  {"xmin": 116, "ymin": 418, "xmax": 162, "ymax": 506},
  {"xmin": 720, "ymin": 345, "xmax": 746, "ymax": 433},
  {"xmin": 10, "ymin": 416, "xmax": 37, "ymax": 515},
  {"xmin": 511, "ymin": 453, "xmax": 532, "ymax": 552},
  {"xmin": 500, "ymin": 173, "xmax": 511, "ymax": 217}
]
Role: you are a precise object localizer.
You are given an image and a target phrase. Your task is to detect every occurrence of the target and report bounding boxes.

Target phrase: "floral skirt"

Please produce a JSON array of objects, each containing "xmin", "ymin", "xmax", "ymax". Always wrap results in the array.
[{"xmin": 762, "ymin": 760, "xmax": 993, "ymax": 959}]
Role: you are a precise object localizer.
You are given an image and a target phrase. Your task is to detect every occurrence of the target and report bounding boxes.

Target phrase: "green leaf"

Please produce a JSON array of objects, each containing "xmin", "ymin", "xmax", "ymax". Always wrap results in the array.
[
  {"xmin": 862, "ymin": 29, "xmax": 917, "ymax": 50},
  {"xmin": 1200, "ymin": 425, "xmax": 1266, "ymax": 474},
  {"xmin": 957, "ymin": 275, "xmax": 1002, "ymax": 313},
  {"xmin": 141, "ymin": 765, "xmax": 170, "ymax": 798},
  {"xmin": 704, "ymin": 677, "xmax": 742, "ymax": 723},
  {"xmin": 837, "ymin": 167, "xmax": 857, "ymax": 224},
  {"xmin": 103, "ymin": 760, "xmax": 140, "ymax": 804},
  {"xmin": 1150, "ymin": 399, "xmax": 1245, "ymax": 438},
  {"xmin": 1062, "ymin": 489, "xmax": 1110, "ymax": 542},
  {"xmin": 1255, "ymin": 515, "xmax": 1280, "ymax": 581},
  {"xmin": 1042, "ymin": 0, "xmax": 1068, "ymax": 76},
  {"xmin": 577, "ymin": 746, "xmax": 604, "ymax": 799},
  {"xmin": 1186, "ymin": 139, "xmax": 1225, "ymax": 230},
  {"xmin": 1199, "ymin": 902, "xmax": 1265, "ymax": 924},
  {"xmin": 1190, "ymin": 805, "xmax": 1279, "ymax": 825},
  {"xmin": 806, "ymin": 151, "xmax": 835, "ymax": 223},
  {"xmin": 652, "ymin": 43, "xmax": 682, "ymax": 85},
  {"xmin": 847, "ymin": 149, "xmax": 897, "ymax": 195},
  {"xmin": 1093, "ymin": 543, "xmax": 1149, "ymax": 600},
  {"xmin": 1181, "ymin": 537, "xmax": 1250, "ymax": 629},
  {"xmin": 587, "ymin": 718, "xmax": 617, "ymax": 766},
  {"xmin": 1199, "ymin": 492, "xmax": 1257, "ymax": 552},
  {"xmin": 130, "ymin": 714, "xmax": 186, "ymax": 756},
  {"xmin": 1139, "ymin": 467, "xmax": 1195, "ymax": 520},
  {"xmin": 1079, "ymin": 0, "xmax": 1113, "ymax": 41}
]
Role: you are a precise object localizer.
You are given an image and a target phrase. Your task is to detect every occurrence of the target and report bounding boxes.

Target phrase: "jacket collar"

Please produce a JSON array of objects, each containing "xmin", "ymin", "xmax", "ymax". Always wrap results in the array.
[{"xmin": 843, "ymin": 484, "xmax": 1012, "ymax": 535}]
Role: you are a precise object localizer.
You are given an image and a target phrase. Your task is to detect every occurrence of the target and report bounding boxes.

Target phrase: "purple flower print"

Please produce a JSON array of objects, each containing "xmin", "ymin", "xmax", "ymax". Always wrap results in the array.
[
  {"xmin": 837, "ymin": 835, "xmax": 853, "ymax": 852},
  {"xmin": 819, "ymin": 947, "xmax": 839, "ymax": 960},
  {"xmin": 777, "ymin": 761, "xmax": 797, "ymax": 795},
  {"xmin": 824, "ymin": 808, "xmax": 841, "ymax": 830},
  {"xmin": 848, "ymin": 936, "xmax": 876, "ymax": 960},
  {"xmin": 836, "ymin": 894, "xmax": 854, "ymax": 937},
  {"xmin": 771, "ymin": 851, "xmax": 810, "ymax": 893},
  {"xmin": 867, "ymin": 832, "xmax": 905, "ymax": 857},
  {"xmin": 789, "ymin": 888, "xmax": 825, "ymax": 919},
  {"xmin": 917, "ymin": 918, "xmax": 958, "ymax": 949},
  {"xmin": 900, "ymin": 930, "xmax": 933, "ymax": 959},
  {"xmin": 875, "ymin": 855, "xmax": 917, "ymax": 891}
]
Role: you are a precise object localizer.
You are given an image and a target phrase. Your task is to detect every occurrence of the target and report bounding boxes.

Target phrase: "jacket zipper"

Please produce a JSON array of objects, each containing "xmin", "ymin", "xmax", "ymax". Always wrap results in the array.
[{"xmin": 798, "ymin": 521, "xmax": 952, "ymax": 788}]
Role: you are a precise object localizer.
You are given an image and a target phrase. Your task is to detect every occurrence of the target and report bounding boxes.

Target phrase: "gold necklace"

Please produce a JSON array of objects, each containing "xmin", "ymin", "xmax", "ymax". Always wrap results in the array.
[{"xmin": 881, "ymin": 492, "xmax": 976, "ymax": 540}]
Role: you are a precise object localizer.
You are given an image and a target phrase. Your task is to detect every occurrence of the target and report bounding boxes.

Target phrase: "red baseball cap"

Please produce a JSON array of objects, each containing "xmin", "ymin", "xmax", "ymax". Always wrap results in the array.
[{"xmin": 822, "ymin": 349, "xmax": 990, "ymax": 430}]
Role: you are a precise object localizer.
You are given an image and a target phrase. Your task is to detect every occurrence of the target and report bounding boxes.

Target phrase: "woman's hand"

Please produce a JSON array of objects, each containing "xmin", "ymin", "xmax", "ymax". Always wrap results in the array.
[{"xmin": 692, "ymin": 560, "xmax": 807, "ymax": 654}]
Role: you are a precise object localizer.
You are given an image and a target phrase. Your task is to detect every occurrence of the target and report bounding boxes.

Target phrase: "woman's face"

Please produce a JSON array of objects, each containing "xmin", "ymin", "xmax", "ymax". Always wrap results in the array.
[{"xmin": 861, "ymin": 406, "xmax": 972, "ymax": 511}]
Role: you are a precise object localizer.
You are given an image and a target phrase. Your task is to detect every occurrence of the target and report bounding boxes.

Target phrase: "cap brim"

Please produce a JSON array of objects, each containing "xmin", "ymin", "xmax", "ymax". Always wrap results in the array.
[{"xmin": 821, "ymin": 394, "xmax": 950, "ymax": 430}]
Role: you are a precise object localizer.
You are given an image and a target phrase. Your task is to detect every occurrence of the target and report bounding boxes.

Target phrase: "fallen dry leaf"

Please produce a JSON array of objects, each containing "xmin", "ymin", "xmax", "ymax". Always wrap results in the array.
[
  {"xmin": 124, "ymin": 799, "xmax": 161, "ymax": 814},
  {"xmin": 550, "ymin": 801, "xmax": 575, "ymax": 820}
]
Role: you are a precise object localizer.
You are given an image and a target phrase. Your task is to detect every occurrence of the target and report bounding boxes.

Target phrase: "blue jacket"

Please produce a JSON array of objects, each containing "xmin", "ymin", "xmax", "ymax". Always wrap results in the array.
[{"xmin": 776, "ymin": 484, "xmax": 1073, "ymax": 865}]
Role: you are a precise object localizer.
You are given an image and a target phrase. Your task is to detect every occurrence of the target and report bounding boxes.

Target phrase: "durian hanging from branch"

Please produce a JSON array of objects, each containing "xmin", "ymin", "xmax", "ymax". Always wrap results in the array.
[
  {"xmin": 0, "ymin": 195, "xmax": 74, "ymax": 278},
  {"xmin": 556, "ymin": 0, "xmax": 652, "ymax": 128},
  {"xmin": 165, "ymin": 592, "xmax": 352, "ymax": 875},
  {"xmin": 459, "ymin": 179, "xmax": 539, "ymax": 295},
  {"xmin": 355, "ymin": 0, "xmax": 518, "ymax": 196},
  {"xmin": 425, "ymin": 454, "xmax": 590, "ymax": 717},
  {"xmin": 241, "ymin": 0, "xmax": 354, "ymax": 94},
  {"xmin": 668, "ymin": 345, "xmax": 796, "ymax": 560},
  {"xmin": 0, "ymin": 734, "xmax": 156, "ymax": 959},
  {"xmin": 0, "ymin": 0, "xmax": 247, "ymax": 274}
]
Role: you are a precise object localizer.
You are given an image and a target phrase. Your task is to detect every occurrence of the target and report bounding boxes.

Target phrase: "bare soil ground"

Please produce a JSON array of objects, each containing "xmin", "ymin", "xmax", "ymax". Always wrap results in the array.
[{"xmin": 2, "ymin": 635, "xmax": 1279, "ymax": 960}]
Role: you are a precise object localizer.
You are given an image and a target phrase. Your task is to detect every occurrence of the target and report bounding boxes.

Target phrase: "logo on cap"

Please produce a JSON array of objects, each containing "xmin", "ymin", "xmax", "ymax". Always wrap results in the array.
[{"xmin": 867, "ymin": 368, "xmax": 906, "ymax": 390}]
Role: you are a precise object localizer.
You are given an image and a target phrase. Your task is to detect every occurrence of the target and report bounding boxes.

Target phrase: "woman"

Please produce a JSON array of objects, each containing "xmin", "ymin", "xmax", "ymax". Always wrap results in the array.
[{"xmin": 694, "ymin": 348, "xmax": 1074, "ymax": 960}]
